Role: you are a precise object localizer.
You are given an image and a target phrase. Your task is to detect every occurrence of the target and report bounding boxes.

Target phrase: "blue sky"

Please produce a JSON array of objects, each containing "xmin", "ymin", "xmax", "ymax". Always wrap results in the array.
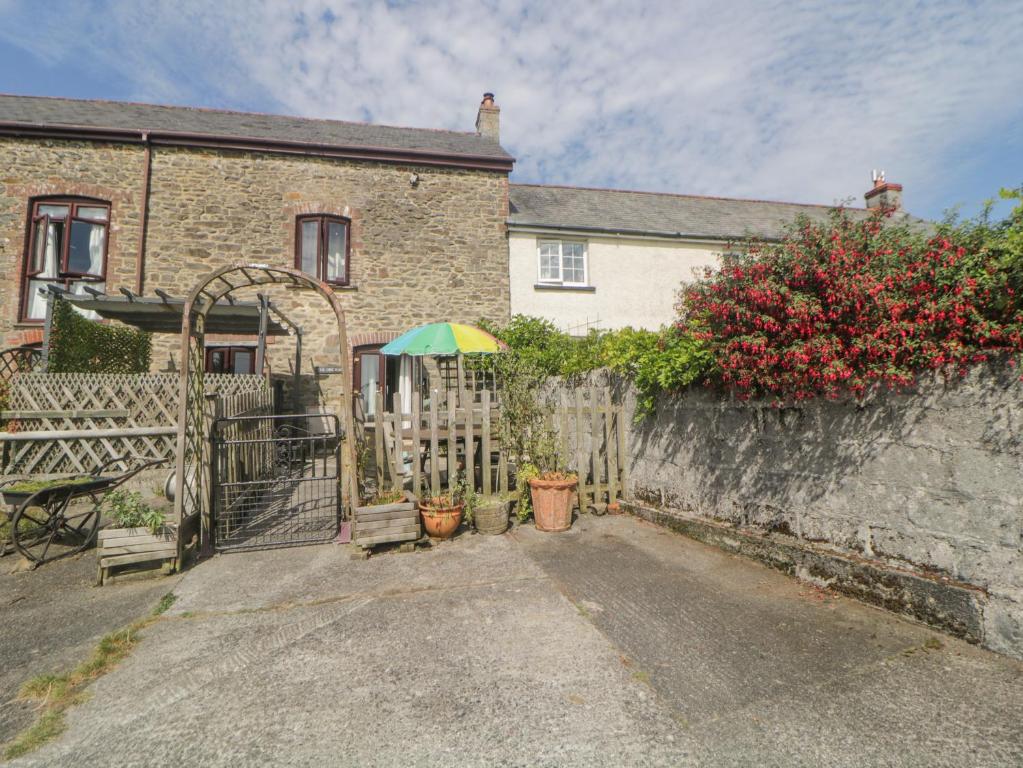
[{"xmin": 1, "ymin": 0, "xmax": 1021, "ymax": 221}]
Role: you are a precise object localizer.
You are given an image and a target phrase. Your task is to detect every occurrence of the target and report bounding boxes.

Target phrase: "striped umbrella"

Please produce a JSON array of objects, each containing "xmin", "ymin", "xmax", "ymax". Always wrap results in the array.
[{"xmin": 379, "ymin": 322, "xmax": 506, "ymax": 356}]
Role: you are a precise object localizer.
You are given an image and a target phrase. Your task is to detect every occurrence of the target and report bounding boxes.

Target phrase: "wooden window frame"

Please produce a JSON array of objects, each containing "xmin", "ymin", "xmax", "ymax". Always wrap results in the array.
[
  {"xmin": 20, "ymin": 196, "xmax": 111, "ymax": 323},
  {"xmin": 204, "ymin": 345, "xmax": 257, "ymax": 375},
  {"xmin": 536, "ymin": 238, "xmax": 588, "ymax": 287},
  {"xmin": 294, "ymin": 214, "xmax": 351, "ymax": 286}
]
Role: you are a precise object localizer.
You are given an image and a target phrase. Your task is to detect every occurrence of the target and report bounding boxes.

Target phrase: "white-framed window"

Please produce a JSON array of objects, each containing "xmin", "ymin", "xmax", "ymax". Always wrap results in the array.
[{"xmin": 537, "ymin": 239, "xmax": 588, "ymax": 286}]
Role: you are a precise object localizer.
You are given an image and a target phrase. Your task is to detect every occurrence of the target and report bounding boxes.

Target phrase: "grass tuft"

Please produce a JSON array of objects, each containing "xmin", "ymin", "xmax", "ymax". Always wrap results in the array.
[
  {"xmin": 2, "ymin": 606, "xmax": 165, "ymax": 759},
  {"xmin": 153, "ymin": 592, "xmax": 177, "ymax": 616},
  {"xmin": 3, "ymin": 711, "xmax": 67, "ymax": 760}
]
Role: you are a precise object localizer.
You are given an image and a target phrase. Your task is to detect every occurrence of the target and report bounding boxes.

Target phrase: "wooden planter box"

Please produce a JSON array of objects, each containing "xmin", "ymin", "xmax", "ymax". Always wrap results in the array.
[
  {"xmin": 354, "ymin": 492, "xmax": 420, "ymax": 550},
  {"xmin": 97, "ymin": 525, "xmax": 177, "ymax": 586}
]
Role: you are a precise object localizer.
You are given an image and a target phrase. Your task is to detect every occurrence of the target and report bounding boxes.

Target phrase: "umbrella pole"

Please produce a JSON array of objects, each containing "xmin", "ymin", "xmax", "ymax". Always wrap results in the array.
[{"xmin": 456, "ymin": 352, "xmax": 466, "ymax": 407}]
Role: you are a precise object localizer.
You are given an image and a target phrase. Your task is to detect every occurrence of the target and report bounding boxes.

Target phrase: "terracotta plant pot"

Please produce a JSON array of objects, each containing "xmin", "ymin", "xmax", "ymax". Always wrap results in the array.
[
  {"xmin": 419, "ymin": 500, "xmax": 464, "ymax": 539},
  {"xmin": 529, "ymin": 476, "xmax": 578, "ymax": 532}
]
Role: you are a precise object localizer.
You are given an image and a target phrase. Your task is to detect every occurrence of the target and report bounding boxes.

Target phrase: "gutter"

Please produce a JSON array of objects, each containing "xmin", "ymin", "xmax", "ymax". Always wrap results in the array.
[
  {"xmin": 0, "ymin": 121, "xmax": 516, "ymax": 173},
  {"xmin": 135, "ymin": 132, "xmax": 152, "ymax": 293},
  {"xmin": 506, "ymin": 222, "xmax": 782, "ymax": 245}
]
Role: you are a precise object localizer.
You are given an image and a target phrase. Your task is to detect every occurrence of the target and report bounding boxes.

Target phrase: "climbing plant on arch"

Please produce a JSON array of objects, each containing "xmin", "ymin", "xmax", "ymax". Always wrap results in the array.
[{"xmin": 172, "ymin": 263, "xmax": 358, "ymax": 560}]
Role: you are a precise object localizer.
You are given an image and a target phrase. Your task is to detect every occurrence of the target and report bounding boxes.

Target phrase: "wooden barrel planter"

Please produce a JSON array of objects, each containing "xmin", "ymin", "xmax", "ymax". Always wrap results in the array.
[
  {"xmin": 354, "ymin": 491, "xmax": 420, "ymax": 550},
  {"xmin": 474, "ymin": 499, "xmax": 510, "ymax": 535}
]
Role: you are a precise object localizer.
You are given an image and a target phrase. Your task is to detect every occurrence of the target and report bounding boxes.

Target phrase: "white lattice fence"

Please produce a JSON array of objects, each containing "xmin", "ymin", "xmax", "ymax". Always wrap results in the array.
[{"xmin": 1, "ymin": 372, "xmax": 268, "ymax": 475}]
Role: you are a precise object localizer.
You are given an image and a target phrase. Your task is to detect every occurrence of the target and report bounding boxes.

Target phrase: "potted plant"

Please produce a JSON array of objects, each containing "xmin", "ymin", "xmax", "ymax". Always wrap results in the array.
[
  {"xmin": 419, "ymin": 472, "xmax": 476, "ymax": 539},
  {"xmin": 528, "ymin": 472, "xmax": 578, "ymax": 532},
  {"xmin": 490, "ymin": 350, "xmax": 577, "ymax": 532},
  {"xmin": 474, "ymin": 491, "xmax": 515, "ymax": 535},
  {"xmin": 96, "ymin": 489, "xmax": 177, "ymax": 585}
]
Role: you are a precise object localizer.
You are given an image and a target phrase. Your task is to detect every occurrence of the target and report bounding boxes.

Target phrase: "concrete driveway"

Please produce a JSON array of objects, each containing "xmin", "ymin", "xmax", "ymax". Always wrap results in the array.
[
  {"xmin": 0, "ymin": 551, "xmax": 176, "ymax": 745},
  {"xmin": 9, "ymin": 514, "xmax": 1023, "ymax": 767}
]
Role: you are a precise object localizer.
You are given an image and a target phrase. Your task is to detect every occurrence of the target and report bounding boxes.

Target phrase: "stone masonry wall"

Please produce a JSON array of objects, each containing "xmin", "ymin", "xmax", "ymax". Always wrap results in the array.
[
  {"xmin": 619, "ymin": 365, "xmax": 1023, "ymax": 659},
  {"xmin": 142, "ymin": 147, "xmax": 509, "ymax": 408},
  {"xmin": 1, "ymin": 139, "xmax": 510, "ymax": 409},
  {"xmin": 0, "ymin": 138, "xmax": 147, "ymax": 348}
]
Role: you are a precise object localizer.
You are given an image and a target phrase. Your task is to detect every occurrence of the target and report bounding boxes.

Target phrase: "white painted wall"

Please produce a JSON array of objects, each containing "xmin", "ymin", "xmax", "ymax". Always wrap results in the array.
[{"xmin": 508, "ymin": 230, "xmax": 723, "ymax": 333}]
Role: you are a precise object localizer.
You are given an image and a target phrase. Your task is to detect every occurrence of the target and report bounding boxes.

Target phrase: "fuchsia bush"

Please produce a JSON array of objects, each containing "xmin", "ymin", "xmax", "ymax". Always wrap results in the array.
[{"xmin": 682, "ymin": 206, "xmax": 1023, "ymax": 401}]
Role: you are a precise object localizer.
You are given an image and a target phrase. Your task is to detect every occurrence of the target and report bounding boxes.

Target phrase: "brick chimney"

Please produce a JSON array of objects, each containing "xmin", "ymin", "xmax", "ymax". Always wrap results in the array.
[
  {"xmin": 475, "ymin": 92, "xmax": 500, "ymax": 142},
  {"xmin": 864, "ymin": 170, "xmax": 903, "ymax": 211}
]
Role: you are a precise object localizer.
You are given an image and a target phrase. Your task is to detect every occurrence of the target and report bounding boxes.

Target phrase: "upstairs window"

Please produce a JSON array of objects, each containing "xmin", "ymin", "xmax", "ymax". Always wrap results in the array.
[
  {"xmin": 537, "ymin": 239, "xmax": 587, "ymax": 286},
  {"xmin": 21, "ymin": 198, "xmax": 110, "ymax": 321},
  {"xmin": 295, "ymin": 214, "xmax": 349, "ymax": 285}
]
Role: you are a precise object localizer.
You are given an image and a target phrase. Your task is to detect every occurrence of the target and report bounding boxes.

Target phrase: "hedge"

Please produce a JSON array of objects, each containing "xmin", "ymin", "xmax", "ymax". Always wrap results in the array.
[{"xmin": 48, "ymin": 298, "xmax": 152, "ymax": 373}]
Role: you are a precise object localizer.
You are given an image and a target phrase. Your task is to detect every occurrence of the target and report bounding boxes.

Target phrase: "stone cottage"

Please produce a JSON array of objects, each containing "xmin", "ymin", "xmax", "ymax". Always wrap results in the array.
[{"xmin": 0, "ymin": 92, "xmax": 512, "ymax": 411}]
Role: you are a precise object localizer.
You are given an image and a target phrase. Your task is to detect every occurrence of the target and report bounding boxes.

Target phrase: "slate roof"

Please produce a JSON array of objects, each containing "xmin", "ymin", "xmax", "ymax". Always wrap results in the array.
[
  {"xmin": 508, "ymin": 183, "xmax": 912, "ymax": 241},
  {"xmin": 0, "ymin": 94, "xmax": 512, "ymax": 165}
]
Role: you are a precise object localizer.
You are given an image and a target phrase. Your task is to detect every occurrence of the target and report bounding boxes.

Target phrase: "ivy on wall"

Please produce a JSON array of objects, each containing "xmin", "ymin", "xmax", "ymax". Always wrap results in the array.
[{"xmin": 48, "ymin": 298, "xmax": 152, "ymax": 373}]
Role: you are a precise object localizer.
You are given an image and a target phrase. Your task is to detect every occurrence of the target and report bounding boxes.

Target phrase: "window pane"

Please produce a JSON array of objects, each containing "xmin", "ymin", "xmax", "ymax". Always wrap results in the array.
[
  {"xmin": 67, "ymin": 220, "xmax": 106, "ymax": 275},
  {"xmin": 30, "ymin": 219, "xmax": 47, "ymax": 274},
  {"xmin": 69, "ymin": 281, "xmax": 104, "ymax": 320},
  {"xmin": 40, "ymin": 221, "xmax": 62, "ymax": 278},
  {"xmin": 208, "ymin": 350, "xmax": 226, "ymax": 373},
  {"xmin": 300, "ymin": 220, "xmax": 319, "ymax": 276},
  {"xmin": 539, "ymin": 242, "xmax": 560, "ymax": 281},
  {"xmin": 76, "ymin": 206, "xmax": 108, "ymax": 221},
  {"xmin": 37, "ymin": 204, "xmax": 69, "ymax": 219},
  {"xmin": 325, "ymin": 221, "xmax": 346, "ymax": 282},
  {"xmin": 563, "ymin": 242, "xmax": 586, "ymax": 283},
  {"xmin": 26, "ymin": 279, "xmax": 53, "ymax": 320},
  {"xmin": 360, "ymin": 354, "xmax": 380, "ymax": 419},
  {"xmin": 232, "ymin": 349, "xmax": 254, "ymax": 374}
]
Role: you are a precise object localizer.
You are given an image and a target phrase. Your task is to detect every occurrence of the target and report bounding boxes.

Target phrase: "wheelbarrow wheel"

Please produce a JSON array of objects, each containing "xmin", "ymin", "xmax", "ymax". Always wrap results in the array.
[{"xmin": 12, "ymin": 489, "xmax": 101, "ymax": 566}]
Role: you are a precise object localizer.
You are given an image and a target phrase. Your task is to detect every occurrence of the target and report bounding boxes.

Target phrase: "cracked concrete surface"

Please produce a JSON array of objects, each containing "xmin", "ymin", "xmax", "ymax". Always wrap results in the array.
[
  {"xmin": 0, "ymin": 552, "xmax": 177, "ymax": 744},
  {"xmin": 8, "ymin": 515, "xmax": 1023, "ymax": 766}
]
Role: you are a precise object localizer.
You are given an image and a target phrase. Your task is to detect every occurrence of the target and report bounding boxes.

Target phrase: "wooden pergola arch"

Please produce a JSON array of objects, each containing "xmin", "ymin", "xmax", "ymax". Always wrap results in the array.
[{"xmin": 172, "ymin": 263, "xmax": 357, "ymax": 559}]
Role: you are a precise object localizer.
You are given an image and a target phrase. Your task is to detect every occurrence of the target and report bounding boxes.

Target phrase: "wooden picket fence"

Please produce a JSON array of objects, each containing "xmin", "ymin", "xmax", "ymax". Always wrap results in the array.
[
  {"xmin": 361, "ymin": 388, "xmax": 510, "ymax": 499},
  {"xmin": 0, "ymin": 372, "xmax": 268, "ymax": 475},
  {"xmin": 358, "ymin": 381, "xmax": 629, "ymax": 508},
  {"xmin": 550, "ymin": 382, "xmax": 629, "ymax": 512}
]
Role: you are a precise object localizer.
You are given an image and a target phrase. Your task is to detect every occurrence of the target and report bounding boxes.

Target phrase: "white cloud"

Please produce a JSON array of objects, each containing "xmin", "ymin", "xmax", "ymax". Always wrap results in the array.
[{"xmin": 2, "ymin": 0, "xmax": 1021, "ymax": 217}]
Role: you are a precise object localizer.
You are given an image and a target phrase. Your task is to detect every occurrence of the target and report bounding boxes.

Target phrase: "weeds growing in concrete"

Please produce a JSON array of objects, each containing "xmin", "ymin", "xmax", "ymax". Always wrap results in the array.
[{"xmin": 1, "ymin": 593, "xmax": 175, "ymax": 760}]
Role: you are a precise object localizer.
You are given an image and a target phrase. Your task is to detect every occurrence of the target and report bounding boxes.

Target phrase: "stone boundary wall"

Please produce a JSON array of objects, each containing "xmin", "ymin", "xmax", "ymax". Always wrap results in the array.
[{"xmin": 606, "ymin": 364, "xmax": 1022, "ymax": 659}]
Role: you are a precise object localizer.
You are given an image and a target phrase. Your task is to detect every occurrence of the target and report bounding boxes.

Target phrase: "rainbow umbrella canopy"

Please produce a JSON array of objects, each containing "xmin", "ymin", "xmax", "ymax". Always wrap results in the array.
[{"xmin": 380, "ymin": 322, "xmax": 506, "ymax": 357}]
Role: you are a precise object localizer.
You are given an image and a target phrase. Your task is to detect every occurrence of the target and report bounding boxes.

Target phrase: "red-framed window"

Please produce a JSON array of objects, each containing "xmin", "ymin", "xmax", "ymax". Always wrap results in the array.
[
  {"xmin": 205, "ymin": 346, "xmax": 257, "ymax": 375},
  {"xmin": 295, "ymin": 214, "xmax": 350, "ymax": 285},
  {"xmin": 20, "ymin": 197, "xmax": 111, "ymax": 322}
]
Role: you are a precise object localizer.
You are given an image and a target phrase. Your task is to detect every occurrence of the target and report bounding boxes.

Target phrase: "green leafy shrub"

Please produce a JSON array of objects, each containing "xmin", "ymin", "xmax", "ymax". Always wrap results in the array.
[
  {"xmin": 101, "ymin": 490, "xmax": 165, "ymax": 534},
  {"xmin": 49, "ymin": 298, "xmax": 151, "ymax": 373},
  {"xmin": 601, "ymin": 326, "xmax": 714, "ymax": 415},
  {"xmin": 479, "ymin": 315, "xmax": 574, "ymax": 377},
  {"xmin": 479, "ymin": 316, "xmax": 713, "ymax": 418},
  {"xmin": 516, "ymin": 462, "xmax": 539, "ymax": 522}
]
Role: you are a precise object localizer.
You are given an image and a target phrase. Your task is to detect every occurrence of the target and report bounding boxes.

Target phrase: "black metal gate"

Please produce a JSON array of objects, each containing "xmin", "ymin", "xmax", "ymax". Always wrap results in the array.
[{"xmin": 211, "ymin": 413, "xmax": 342, "ymax": 551}]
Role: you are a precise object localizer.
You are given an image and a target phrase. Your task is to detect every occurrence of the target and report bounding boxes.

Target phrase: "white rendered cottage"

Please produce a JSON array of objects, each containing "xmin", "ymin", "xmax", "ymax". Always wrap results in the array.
[{"xmin": 507, "ymin": 178, "xmax": 911, "ymax": 334}]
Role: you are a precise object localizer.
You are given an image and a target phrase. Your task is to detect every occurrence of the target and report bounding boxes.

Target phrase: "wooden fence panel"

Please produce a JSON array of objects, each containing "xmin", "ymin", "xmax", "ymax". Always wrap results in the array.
[
  {"xmin": 552, "ymin": 382, "xmax": 628, "ymax": 510},
  {"xmin": 358, "ymin": 395, "xmax": 507, "ymax": 499},
  {"xmin": 1, "ymin": 372, "xmax": 267, "ymax": 475},
  {"xmin": 352, "ymin": 381, "xmax": 626, "ymax": 507}
]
